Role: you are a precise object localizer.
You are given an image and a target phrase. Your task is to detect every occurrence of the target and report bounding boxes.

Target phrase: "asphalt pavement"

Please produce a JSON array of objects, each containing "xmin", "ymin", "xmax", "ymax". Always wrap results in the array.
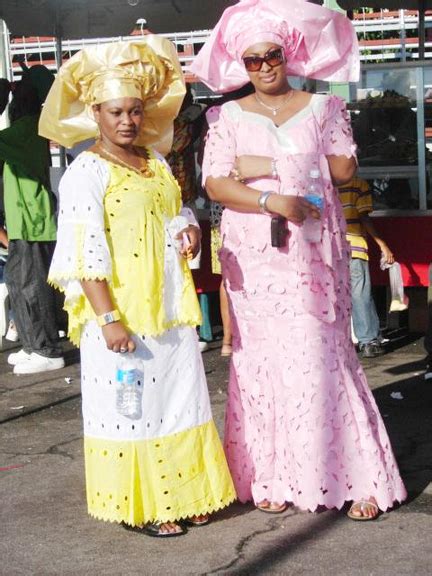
[{"xmin": 1, "ymin": 330, "xmax": 431, "ymax": 576}]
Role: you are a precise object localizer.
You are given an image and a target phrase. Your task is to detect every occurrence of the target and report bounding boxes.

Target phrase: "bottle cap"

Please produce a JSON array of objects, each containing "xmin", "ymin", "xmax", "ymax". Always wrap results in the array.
[{"xmin": 309, "ymin": 169, "xmax": 320, "ymax": 178}]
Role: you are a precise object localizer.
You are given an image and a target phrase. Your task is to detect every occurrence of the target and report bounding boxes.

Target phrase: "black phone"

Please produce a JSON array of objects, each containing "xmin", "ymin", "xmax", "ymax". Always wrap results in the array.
[{"xmin": 271, "ymin": 216, "xmax": 288, "ymax": 248}]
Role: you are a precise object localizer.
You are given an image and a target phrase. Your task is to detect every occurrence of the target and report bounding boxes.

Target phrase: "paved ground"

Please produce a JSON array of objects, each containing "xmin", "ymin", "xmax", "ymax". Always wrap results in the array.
[{"xmin": 1, "ymin": 330, "xmax": 432, "ymax": 576}]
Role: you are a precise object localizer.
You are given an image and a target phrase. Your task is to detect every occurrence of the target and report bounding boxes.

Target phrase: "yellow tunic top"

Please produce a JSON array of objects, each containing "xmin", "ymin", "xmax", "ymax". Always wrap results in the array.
[{"xmin": 49, "ymin": 149, "xmax": 202, "ymax": 346}]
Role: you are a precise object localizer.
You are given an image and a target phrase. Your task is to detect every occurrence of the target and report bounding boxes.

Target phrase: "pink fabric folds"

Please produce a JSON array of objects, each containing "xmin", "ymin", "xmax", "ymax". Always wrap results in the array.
[{"xmin": 189, "ymin": 0, "xmax": 360, "ymax": 93}]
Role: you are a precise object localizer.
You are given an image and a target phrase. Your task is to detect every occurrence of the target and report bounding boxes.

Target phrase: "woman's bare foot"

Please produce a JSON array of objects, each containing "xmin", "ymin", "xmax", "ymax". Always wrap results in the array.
[
  {"xmin": 347, "ymin": 497, "xmax": 379, "ymax": 521},
  {"xmin": 123, "ymin": 521, "xmax": 186, "ymax": 537},
  {"xmin": 157, "ymin": 522, "xmax": 184, "ymax": 534},
  {"xmin": 257, "ymin": 499, "xmax": 287, "ymax": 513},
  {"xmin": 186, "ymin": 514, "xmax": 209, "ymax": 526}
]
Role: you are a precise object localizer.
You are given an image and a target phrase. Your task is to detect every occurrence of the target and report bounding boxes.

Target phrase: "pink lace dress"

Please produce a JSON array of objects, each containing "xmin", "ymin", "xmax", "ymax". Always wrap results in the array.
[{"xmin": 202, "ymin": 94, "xmax": 407, "ymax": 512}]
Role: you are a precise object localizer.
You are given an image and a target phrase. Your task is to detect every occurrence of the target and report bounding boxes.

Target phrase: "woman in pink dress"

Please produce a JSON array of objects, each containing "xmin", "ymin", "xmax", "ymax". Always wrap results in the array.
[{"xmin": 191, "ymin": 0, "xmax": 407, "ymax": 520}]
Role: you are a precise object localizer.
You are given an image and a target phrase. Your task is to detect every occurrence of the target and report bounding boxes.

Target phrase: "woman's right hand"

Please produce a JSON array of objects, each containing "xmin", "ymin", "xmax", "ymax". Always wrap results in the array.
[
  {"xmin": 267, "ymin": 194, "xmax": 320, "ymax": 225},
  {"xmin": 102, "ymin": 322, "xmax": 136, "ymax": 353}
]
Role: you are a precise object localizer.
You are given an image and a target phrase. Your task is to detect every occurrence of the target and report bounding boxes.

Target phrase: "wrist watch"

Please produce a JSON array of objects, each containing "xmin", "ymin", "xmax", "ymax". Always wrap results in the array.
[{"xmin": 97, "ymin": 309, "xmax": 121, "ymax": 327}]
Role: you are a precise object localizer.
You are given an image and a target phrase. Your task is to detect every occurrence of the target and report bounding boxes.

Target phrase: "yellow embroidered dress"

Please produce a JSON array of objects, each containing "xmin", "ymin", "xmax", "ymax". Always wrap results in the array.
[{"xmin": 49, "ymin": 149, "xmax": 236, "ymax": 525}]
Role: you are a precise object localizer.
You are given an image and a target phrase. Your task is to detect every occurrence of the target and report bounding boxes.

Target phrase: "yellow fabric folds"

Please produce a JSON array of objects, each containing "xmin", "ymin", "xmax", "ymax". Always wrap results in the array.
[
  {"xmin": 38, "ymin": 37, "xmax": 185, "ymax": 155},
  {"xmin": 84, "ymin": 420, "xmax": 237, "ymax": 525}
]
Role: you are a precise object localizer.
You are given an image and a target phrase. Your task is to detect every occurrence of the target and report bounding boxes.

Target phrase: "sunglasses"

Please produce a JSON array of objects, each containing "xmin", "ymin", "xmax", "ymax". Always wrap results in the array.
[{"xmin": 242, "ymin": 48, "xmax": 285, "ymax": 73}]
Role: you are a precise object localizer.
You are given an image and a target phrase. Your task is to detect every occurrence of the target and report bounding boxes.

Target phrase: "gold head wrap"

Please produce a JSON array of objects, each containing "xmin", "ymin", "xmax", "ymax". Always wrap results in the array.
[{"xmin": 39, "ymin": 36, "xmax": 186, "ymax": 155}]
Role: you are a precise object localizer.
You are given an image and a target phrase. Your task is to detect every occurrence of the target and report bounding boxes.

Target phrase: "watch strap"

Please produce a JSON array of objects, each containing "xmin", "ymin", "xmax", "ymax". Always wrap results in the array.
[{"xmin": 97, "ymin": 309, "xmax": 121, "ymax": 327}]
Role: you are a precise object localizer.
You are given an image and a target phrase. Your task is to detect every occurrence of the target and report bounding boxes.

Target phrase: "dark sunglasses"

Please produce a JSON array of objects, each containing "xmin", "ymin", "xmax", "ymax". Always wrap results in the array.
[{"xmin": 242, "ymin": 48, "xmax": 285, "ymax": 72}]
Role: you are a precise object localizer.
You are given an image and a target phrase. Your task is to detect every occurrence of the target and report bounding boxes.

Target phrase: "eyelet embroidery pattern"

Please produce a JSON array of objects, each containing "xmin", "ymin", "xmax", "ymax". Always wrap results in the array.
[
  {"xmin": 80, "ymin": 323, "xmax": 235, "ymax": 526},
  {"xmin": 49, "ymin": 152, "xmax": 202, "ymax": 346},
  {"xmin": 321, "ymin": 95, "xmax": 357, "ymax": 159},
  {"xmin": 203, "ymin": 94, "xmax": 407, "ymax": 513}
]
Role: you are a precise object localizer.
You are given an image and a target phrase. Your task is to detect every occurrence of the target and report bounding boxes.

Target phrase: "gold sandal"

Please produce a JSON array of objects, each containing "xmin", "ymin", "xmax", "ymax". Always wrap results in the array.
[{"xmin": 256, "ymin": 500, "xmax": 287, "ymax": 514}]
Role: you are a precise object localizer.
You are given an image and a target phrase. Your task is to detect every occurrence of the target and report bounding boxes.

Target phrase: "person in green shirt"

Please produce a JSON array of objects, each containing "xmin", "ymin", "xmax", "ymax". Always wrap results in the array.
[{"xmin": 0, "ymin": 66, "xmax": 64, "ymax": 373}]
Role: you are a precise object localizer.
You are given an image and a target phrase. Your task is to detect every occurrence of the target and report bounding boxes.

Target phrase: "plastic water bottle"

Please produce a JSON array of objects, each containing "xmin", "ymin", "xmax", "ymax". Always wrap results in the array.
[
  {"xmin": 303, "ymin": 169, "xmax": 325, "ymax": 243},
  {"xmin": 115, "ymin": 354, "xmax": 143, "ymax": 420}
]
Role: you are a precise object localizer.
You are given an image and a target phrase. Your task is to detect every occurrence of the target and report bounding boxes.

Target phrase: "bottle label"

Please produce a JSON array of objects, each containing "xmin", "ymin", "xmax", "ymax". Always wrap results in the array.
[
  {"xmin": 304, "ymin": 194, "xmax": 324, "ymax": 211},
  {"xmin": 116, "ymin": 368, "xmax": 136, "ymax": 385}
]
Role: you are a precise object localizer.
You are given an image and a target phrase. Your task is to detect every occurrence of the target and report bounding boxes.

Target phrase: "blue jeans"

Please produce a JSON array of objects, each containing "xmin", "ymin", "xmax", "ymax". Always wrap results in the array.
[{"xmin": 350, "ymin": 257, "xmax": 380, "ymax": 346}]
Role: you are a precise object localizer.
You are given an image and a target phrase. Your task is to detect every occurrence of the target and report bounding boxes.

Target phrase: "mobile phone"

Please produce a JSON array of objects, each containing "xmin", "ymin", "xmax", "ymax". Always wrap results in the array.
[{"xmin": 271, "ymin": 216, "xmax": 288, "ymax": 248}]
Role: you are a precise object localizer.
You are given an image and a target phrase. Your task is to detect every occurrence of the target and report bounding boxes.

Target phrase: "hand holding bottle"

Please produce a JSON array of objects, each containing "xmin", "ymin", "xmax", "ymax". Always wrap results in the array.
[
  {"xmin": 302, "ymin": 169, "xmax": 325, "ymax": 243},
  {"xmin": 116, "ymin": 353, "xmax": 144, "ymax": 419}
]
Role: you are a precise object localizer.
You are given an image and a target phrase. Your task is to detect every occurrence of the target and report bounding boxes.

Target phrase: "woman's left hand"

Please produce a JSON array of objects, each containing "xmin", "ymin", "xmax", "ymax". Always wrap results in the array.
[{"xmin": 177, "ymin": 225, "xmax": 201, "ymax": 259}]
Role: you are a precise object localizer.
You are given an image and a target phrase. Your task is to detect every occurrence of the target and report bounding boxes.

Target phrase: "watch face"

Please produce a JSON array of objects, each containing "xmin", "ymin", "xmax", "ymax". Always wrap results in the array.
[{"xmin": 98, "ymin": 310, "xmax": 120, "ymax": 326}]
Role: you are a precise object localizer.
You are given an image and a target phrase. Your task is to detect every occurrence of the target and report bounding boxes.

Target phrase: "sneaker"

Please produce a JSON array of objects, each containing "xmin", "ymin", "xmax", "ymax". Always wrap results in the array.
[
  {"xmin": 5, "ymin": 320, "xmax": 19, "ymax": 342},
  {"xmin": 8, "ymin": 349, "xmax": 32, "ymax": 366},
  {"xmin": 13, "ymin": 353, "xmax": 65, "ymax": 375},
  {"xmin": 369, "ymin": 339, "xmax": 385, "ymax": 355},
  {"xmin": 198, "ymin": 340, "xmax": 209, "ymax": 352},
  {"xmin": 359, "ymin": 342, "xmax": 381, "ymax": 359}
]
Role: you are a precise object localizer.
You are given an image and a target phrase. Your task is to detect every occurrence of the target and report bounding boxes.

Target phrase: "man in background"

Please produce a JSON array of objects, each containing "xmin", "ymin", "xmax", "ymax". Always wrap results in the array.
[
  {"xmin": 0, "ymin": 66, "xmax": 64, "ymax": 373},
  {"xmin": 339, "ymin": 177, "xmax": 394, "ymax": 358}
]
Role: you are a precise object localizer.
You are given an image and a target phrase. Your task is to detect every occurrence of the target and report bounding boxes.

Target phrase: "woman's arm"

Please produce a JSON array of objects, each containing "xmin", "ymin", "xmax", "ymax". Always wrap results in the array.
[
  {"xmin": 326, "ymin": 154, "xmax": 357, "ymax": 186},
  {"xmin": 206, "ymin": 176, "xmax": 319, "ymax": 224},
  {"xmin": 81, "ymin": 279, "xmax": 136, "ymax": 353},
  {"xmin": 232, "ymin": 153, "xmax": 357, "ymax": 187},
  {"xmin": 322, "ymin": 96, "xmax": 358, "ymax": 185}
]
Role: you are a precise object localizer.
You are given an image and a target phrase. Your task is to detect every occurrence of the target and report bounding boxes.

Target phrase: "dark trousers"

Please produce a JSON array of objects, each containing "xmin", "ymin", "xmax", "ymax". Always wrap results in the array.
[{"xmin": 5, "ymin": 240, "xmax": 62, "ymax": 358}]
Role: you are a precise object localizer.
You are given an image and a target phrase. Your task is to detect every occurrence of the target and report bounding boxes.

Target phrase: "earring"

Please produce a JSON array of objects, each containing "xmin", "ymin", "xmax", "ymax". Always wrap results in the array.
[{"xmin": 95, "ymin": 124, "xmax": 101, "ymax": 142}]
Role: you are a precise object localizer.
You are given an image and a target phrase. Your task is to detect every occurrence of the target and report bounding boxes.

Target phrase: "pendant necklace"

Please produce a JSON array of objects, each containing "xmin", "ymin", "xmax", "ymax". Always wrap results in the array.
[
  {"xmin": 96, "ymin": 143, "xmax": 154, "ymax": 178},
  {"xmin": 255, "ymin": 89, "xmax": 295, "ymax": 116}
]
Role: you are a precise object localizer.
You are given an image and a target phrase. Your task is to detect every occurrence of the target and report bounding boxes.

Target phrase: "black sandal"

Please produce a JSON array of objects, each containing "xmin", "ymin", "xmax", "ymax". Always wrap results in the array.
[
  {"xmin": 143, "ymin": 522, "xmax": 187, "ymax": 537},
  {"xmin": 122, "ymin": 521, "xmax": 187, "ymax": 537}
]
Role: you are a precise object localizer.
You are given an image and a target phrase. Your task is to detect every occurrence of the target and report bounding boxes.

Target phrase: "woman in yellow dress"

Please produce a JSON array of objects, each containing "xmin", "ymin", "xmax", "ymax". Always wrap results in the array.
[{"xmin": 40, "ymin": 37, "xmax": 236, "ymax": 537}]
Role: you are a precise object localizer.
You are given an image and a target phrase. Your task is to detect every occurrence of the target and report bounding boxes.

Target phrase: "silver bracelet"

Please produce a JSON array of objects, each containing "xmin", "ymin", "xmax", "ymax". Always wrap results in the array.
[
  {"xmin": 258, "ymin": 191, "xmax": 273, "ymax": 215},
  {"xmin": 271, "ymin": 158, "xmax": 278, "ymax": 179}
]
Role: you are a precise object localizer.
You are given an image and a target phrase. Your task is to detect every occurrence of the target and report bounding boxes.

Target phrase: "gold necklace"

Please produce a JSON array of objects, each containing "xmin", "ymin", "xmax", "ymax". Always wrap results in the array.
[
  {"xmin": 255, "ymin": 89, "xmax": 295, "ymax": 116},
  {"xmin": 97, "ymin": 144, "xmax": 154, "ymax": 178}
]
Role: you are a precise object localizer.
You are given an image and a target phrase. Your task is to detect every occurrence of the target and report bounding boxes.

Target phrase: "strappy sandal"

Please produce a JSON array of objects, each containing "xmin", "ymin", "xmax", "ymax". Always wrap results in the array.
[
  {"xmin": 123, "ymin": 521, "xmax": 187, "ymax": 537},
  {"xmin": 184, "ymin": 514, "xmax": 210, "ymax": 526},
  {"xmin": 256, "ymin": 501, "xmax": 287, "ymax": 514},
  {"xmin": 347, "ymin": 499, "xmax": 379, "ymax": 521}
]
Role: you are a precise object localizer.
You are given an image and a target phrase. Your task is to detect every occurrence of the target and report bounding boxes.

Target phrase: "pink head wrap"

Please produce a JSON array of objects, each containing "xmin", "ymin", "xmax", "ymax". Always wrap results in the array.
[{"xmin": 189, "ymin": 0, "xmax": 360, "ymax": 93}]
